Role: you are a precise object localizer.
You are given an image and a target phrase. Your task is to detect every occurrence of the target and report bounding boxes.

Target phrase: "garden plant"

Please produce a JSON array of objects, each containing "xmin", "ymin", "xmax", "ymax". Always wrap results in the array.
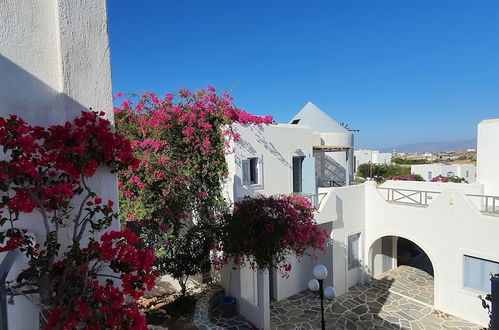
[
  {"xmin": 214, "ymin": 195, "xmax": 330, "ymax": 277},
  {"xmin": 0, "ymin": 111, "xmax": 157, "ymax": 329},
  {"xmin": 115, "ymin": 88, "xmax": 273, "ymax": 296}
]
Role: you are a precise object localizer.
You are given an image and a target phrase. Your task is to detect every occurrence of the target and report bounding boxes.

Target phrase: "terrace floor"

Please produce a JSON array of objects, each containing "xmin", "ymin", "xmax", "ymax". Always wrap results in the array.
[
  {"xmin": 208, "ymin": 266, "xmax": 480, "ymax": 329},
  {"xmin": 270, "ymin": 279, "xmax": 480, "ymax": 329},
  {"xmin": 373, "ymin": 265, "xmax": 434, "ymax": 306}
]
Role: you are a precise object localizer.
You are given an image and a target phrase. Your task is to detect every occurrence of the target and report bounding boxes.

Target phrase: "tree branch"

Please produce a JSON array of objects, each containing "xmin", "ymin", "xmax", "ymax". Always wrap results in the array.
[
  {"xmin": 27, "ymin": 191, "xmax": 50, "ymax": 238},
  {"xmin": 73, "ymin": 175, "xmax": 93, "ymax": 243}
]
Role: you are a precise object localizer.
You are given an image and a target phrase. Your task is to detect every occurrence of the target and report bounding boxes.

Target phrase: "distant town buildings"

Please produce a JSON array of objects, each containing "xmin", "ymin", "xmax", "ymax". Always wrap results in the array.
[
  {"xmin": 354, "ymin": 149, "xmax": 392, "ymax": 172},
  {"xmin": 411, "ymin": 163, "xmax": 476, "ymax": 182}
]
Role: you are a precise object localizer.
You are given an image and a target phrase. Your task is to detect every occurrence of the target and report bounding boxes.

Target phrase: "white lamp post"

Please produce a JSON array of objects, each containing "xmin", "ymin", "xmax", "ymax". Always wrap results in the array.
[{"xmin": 308, "ymin": 264, "xmax": 336, "ymax": 330}]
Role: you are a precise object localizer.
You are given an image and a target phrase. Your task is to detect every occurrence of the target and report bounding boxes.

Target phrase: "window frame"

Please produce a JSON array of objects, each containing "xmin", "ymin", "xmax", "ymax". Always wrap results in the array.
[
  {"xmin": 462, "ymin": 254, "xmax": 499, "ymax": 293},
  {"xmin": 241, "ymin": 155, "xmax": 263, "ymax": 187}
]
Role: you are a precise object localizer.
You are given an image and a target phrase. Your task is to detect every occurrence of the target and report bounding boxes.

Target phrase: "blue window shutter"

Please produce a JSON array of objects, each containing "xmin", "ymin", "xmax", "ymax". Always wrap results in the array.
[{"xmin": 302, "ymin": 157, "xmax": 316, "ymax": 195}]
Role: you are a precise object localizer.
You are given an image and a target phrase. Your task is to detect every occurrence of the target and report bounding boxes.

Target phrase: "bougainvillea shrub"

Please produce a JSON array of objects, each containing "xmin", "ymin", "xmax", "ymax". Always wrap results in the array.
[
  {"xmin": 0, "ymin": 111, "xmax": 157, "ymax": 329},
  {"xmin": 215, "ymin": 195, "xmax": 329, "ymax": 277},
  {"xmin": 115, "ymin": 88, "xmax": 273, "ymax": 292},
  {"xmin": 387, "ymin": 174, "xmax": 424, "ymax": 181},
  {"xmin": 430, "ymin": 175, "xmax": 467, "ymax": 183}
]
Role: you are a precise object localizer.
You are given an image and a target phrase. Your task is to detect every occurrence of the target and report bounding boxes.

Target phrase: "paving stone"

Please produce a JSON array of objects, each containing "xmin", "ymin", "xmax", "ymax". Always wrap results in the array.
[{"xmin": 266, "ymin": 266, "xmax": 483, "ymax": 330}]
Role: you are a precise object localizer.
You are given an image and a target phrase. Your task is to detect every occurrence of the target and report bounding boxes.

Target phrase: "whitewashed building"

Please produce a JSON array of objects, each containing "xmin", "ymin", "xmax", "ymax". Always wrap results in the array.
[
  {"xmin": 411, "ymin": 163, "xmax": 476, "ymax": 182},
  {"xmin": 221, "ymin": 102, "xmax": 355, "ymax": 328},
  {"xmin": 223, "ymin": 112, "xmax": 498, "ymax": 328},
  {"xmin": 354, "ymin": 149, "xmax": 392, "ymax": 172}
]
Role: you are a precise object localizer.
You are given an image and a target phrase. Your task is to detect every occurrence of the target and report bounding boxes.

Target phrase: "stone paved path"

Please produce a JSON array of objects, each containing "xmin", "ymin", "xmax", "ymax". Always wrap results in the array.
[
  {"xmin": 373, "ymin": 265, "xmax": 434, "ymax": 306},
  {"xmin": 210, "ymin": 304, "xmax": 257, "ymax": 329},
  {"xmin": 270, "ymin": 281, "xmax": 481, "ymax": 329}
]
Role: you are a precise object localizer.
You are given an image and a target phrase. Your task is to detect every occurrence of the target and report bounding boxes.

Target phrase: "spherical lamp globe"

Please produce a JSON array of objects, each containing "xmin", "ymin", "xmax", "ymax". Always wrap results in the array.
[
  {"xmin": 324, "ymin": 286, "xmax": 336, "ymax": 300},
  {"xmin": 313, "ymin": 264, "xmax": 328, "ymax": 280},
  {"xmin": 308, "ymin": 279, "xmax": 320, "ymax": 292}
]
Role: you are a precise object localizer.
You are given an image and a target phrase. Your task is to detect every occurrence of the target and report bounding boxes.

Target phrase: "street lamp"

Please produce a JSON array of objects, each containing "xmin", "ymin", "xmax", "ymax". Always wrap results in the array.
[{"xmin": 307, "ymin": 264, "xmax": 336, "ymax": 330}]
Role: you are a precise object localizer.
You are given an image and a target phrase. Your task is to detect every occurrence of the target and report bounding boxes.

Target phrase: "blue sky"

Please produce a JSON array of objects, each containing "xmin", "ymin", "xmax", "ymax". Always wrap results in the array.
[{"xmin": 108, "ymin": 1, "xmax": 499, "ymax": 149}]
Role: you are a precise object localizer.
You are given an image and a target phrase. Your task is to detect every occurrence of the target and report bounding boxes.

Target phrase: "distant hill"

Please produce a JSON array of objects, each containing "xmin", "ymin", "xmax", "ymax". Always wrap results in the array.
[{"xmin": 380, "ymin": 138, "xmax": 476, "ymax": 153}]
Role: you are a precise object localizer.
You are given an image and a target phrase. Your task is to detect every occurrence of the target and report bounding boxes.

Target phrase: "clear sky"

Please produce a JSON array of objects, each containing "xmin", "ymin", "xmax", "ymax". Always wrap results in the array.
[{"xmin": 107, "ymin": 1, "xmax": 499, "ymax": 149}]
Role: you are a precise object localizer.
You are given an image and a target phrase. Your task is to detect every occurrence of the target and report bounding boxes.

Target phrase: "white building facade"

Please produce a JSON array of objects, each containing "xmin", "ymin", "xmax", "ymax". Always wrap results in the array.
[
  {"xmin": 290, "ymin": 102, "xmax": 354, "ymax": 187},
  {"xmin": 221, "ymin": 103, "xmax": 355, "ymax": 328},
  {"xmin": 354, "ymin": 149, "xmax": 392, "ymax": 172},
  {"xmin": 411, "ymin": 163, "xmax": 476, "ymax": 182},
  {"xmin": 223, "ymin": 115, "xmax": 497, "ymax": 329}
]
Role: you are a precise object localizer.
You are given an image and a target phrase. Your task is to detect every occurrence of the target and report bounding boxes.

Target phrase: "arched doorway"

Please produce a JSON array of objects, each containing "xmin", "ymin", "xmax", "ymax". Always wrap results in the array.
[{"xmin": 369, "ymin": 236, "xmax": 434, "ymax": 305}]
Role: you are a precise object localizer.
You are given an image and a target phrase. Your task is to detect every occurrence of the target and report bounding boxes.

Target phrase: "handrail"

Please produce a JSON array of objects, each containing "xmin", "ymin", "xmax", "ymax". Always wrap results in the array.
[
  {"xmin": 1, "ymin": 249, "xmax": 19, "ymax": 330},
  {"xmin": 378, "ymin": 187, "xmax": 441, "ymax": 195},
  {"xmin": 300, "ymin": 192, "xmax": 328, "ymax": 209},
  {"xmin": 377, "ymin": 187, "xmax": 440, "ymax": 207},
  {"xmin": 377, "ymin": 187, "xmax": 499, "ymax": 215},
  {"xmin": 466, "ymin": 194, "xmax": 499, "ymax": 214}
]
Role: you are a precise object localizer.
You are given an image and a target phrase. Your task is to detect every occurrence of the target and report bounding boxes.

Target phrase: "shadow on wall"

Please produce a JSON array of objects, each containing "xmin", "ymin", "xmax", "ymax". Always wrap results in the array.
[
  {"xmin": 0, "ymin": 55, "xmax": 88, "ymax": 124},
  {"xmin": 0, "ymin": 55, "xmax": 99, "ymax": 330},
  {"xmin": 238, "ymin": 125, "xmax": 290, "ymax": 167},
  {"xmin": 233, "ymin": 175, "xmax": 260, "ymax": 200},
  {"xmin": 315, "ymin": 153, "xmax": 346, "ymax": 187},
  {"xmin": 332, "ymin": 194, "xmax": 344, "ymax": 231},
  {"xmin": 324, "ymin": 155, "xmax": 346, "ymax": 185}
]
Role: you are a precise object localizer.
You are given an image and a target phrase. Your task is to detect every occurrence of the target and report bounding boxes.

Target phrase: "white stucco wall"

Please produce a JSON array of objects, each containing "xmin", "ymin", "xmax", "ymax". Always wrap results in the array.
[
  {"xmin": 0, "ymin": 1, "xmax": 116, "ymax": 328},
  {"xmin": 477, "ymin": 119, "xmax": 499, "ymax": 195},
  {"xmin": 272, "ymin": 222, "xmax": 334, "ymax": 301},
  {"xmin": 222, "ymin": 123, "xmax": 317, "ymax": 328},
  {"xmin": 354, "ymin": 150, "xmax": 392, "ymax": 171},
  {"xmin": 411, "ymin": 164, "xmax": 476, "ymax": 182},
  {"xmin": 328, "ymin": 184, "xmax": 367, "ymax": 296},
  {"xmin": 363, "ymin": 182, "xmax": 497, "ymax": 327},
  {"xmin": 379, "ymin": 180, "xmax": 484, "ymax": 208},
  {"xmin": 229, "ymin": 123, "xmax": 315, "ymax": 200}
]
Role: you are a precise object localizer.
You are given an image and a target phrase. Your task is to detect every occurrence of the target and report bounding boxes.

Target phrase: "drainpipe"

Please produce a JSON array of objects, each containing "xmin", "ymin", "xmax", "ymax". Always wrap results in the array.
[{"xmin": 491, "ymin": 277, "xmax": 499, "ymax": 330}]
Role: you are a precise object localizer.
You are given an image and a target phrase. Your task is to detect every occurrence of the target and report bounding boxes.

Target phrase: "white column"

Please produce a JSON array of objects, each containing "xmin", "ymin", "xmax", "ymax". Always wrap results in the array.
[
  {"xmin": 1, "ymin": 1, "xmax": 117, "ymax": 328},
  {"xmin": 345, "ymin": 147, "xmax": 354, "ymax": 186},
  {"xmin": 257, "ymin": 270, "xmax": 270, "ymax": 330}
]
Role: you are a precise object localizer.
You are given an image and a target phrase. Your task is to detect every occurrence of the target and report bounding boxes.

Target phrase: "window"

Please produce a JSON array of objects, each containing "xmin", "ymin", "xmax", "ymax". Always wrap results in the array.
[
  {"xmin": 466, "ymin": 170, "xmax": 469, "ymax": 178},
  {"xmin": 428, "ymin": 171, "xmax": 432, "ymax": 180},
  {"xmin": 242, "ymin": 157, "xmax": 259, "ymax": 184},
  {"xmin": 292, "ymin": 156, "xmax": 305, "ymax": 193},
  {"xmin": 463, "ymin": 255, "xmax": 499, "ymax": 293},
  {"xmin": 291, "ymin": 119, "xmax": 300, "ymax": 124},
  {"xmin": 447, "ymin": 171, "xmax": 454, "ymax": 177},
  {"xmin": 348, "ymin": 233, "xmax": 361, "ymax": 270}
]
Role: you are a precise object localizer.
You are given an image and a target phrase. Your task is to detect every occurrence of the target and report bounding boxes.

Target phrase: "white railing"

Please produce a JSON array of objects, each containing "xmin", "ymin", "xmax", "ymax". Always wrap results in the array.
[
  {"xmin": 378, "ymin": 187, "xmax": 499, "ymax": 215},
  {"xmin": 378, "ymin": 187, "xmax": 440, "ymax": 207},
  {"xmin": 466, "ymin": 194, "xmax": 499, "ymax": 215},
  {"xmin": 300, "ymin": 192, "xmax": 328, "ymax": 209}
]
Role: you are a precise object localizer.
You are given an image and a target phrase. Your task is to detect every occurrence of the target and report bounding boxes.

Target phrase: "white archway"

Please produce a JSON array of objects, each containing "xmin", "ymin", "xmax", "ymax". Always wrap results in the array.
[{"xmin": 367, "ymin": 233, "xmax": 438, "ymax": 307}]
